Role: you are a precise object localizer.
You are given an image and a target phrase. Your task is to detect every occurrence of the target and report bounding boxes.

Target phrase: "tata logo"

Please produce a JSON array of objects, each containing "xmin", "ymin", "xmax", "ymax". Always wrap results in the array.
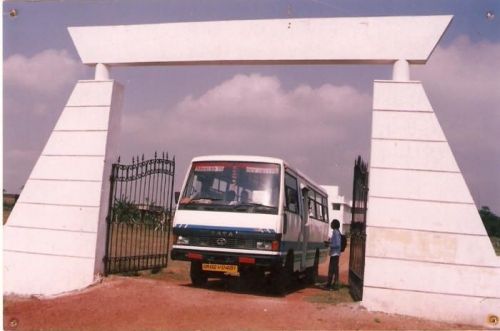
[
  {"xmin": 210, "ymin": 231, "xmax": 235, "ymax": 237},
  {"xmin": 215, "ymin": 238, "xmax": 227, "ymax": 246}
]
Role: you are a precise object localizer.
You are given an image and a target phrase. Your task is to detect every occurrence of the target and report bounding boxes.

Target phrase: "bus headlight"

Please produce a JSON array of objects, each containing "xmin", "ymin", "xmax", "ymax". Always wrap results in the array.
[
  {"xmin": 256, "ymin": 241, "xmax": 272, "ymax": 250},
  {"xmin": 256, "ymin": 240, "xmax": 280, "ymax": 251},
  {"xmin": 176, "ymin": 235, "xmax": 190, "ymax": 245},
  {"xmin": 256, "ymin": 241, "xmax": 276, "ymax": 251}
]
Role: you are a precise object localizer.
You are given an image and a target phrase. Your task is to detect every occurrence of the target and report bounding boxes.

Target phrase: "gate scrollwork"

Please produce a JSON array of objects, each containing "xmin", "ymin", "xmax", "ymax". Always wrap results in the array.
[{"xmin": 104, "ymin": 153, "xmax": 175, "ymax": 275}]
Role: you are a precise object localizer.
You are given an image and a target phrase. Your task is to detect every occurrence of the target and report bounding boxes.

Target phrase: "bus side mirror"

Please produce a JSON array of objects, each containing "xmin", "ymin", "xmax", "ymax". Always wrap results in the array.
[{"xmin": 174, "ymin": 192, "xmax": 180, "ymax": 204}]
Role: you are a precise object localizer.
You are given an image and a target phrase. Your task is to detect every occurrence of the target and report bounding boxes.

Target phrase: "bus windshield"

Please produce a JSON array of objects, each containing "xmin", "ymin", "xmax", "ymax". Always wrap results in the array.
[{"xmin": 179, "ymin": 161, "xmax": 280, "ymax": 214}]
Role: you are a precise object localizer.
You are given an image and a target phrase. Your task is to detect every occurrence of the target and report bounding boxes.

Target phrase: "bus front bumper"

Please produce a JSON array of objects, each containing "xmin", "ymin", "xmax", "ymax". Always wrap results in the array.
[{"xmin": 170, "ymin": 247, "xmax": 284, "ymax": 269}]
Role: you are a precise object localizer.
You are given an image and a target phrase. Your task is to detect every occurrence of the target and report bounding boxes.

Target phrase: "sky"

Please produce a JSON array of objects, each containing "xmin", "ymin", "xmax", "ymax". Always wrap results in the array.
[{"xmin": 2, "ymin": 0, "xmax": 500, "ymax": 212}]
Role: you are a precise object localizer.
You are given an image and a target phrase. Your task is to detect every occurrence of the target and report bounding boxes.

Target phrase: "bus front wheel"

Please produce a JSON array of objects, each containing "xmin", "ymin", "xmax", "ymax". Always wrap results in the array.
[
  {"xmin": 190, "ymin": 261, "xmax": 208, "ymax": 286},
  {"xmin": 270, "ymin": 252, "xmax": 294, "ymax": 295}
]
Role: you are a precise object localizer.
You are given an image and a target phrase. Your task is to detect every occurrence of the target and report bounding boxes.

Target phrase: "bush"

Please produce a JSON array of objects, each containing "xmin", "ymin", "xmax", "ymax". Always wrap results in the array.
[{"xmin": 479, "ymin": 206, "xmax": 500, "ymax": 237}]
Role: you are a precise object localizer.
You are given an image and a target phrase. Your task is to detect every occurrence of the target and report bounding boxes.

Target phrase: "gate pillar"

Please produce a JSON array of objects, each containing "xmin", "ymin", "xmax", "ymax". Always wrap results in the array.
[
  {"xmin": 363, "ymin": 79, "xmax": 500, "ymax": 326},
  {"xmin": 3, "ymin": 79, "xmax": 123, "ymax": 295}
]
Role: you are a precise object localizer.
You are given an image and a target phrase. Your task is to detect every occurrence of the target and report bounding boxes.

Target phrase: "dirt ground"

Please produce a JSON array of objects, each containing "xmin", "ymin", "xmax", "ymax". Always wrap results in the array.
[{"xmin": 4, "ymin": 253, "xmax": 479, "ymax": 331}]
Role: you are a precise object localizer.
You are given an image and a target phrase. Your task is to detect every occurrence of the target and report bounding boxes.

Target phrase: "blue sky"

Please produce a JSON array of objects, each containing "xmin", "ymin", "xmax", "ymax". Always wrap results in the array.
[{"xmin": 3, "ymin": 0, "xmax": 500, "ymax": 211}]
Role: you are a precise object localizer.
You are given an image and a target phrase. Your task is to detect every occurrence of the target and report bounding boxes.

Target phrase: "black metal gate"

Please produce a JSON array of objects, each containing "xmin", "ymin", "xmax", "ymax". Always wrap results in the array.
[
  {"xmin": 348, "ymin": 156, "xmax": 369, "ymax": 301},
  {"xmin": 104, "ymin": 153, "xmax": 175, "ymax": 275}
]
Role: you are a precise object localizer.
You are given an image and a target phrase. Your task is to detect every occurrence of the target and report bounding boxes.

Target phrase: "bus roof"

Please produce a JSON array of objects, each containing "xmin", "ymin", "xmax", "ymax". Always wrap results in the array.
[
  {"xmin": 192, "ymin": 155, "xmax": 285, "ymax": 164},
  {"xmin": 190, "ymin": 155, "xmax": 327, "ymax": 196}
]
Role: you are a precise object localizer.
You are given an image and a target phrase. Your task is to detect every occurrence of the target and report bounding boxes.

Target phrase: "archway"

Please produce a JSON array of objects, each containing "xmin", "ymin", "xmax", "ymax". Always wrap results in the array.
[{"xmin": 4, "ymin": 16, "xmax": 499, "ymax": 327}]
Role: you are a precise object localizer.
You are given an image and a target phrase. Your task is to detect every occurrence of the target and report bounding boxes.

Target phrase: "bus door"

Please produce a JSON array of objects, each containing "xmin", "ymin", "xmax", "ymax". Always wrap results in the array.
[
  {"xmin": 284, "ymin": 172, "xmax": 302, "ymax": 271},
  {"xmin": 299, "ymin": 184, "xmax": 310, "ymax": 271}
]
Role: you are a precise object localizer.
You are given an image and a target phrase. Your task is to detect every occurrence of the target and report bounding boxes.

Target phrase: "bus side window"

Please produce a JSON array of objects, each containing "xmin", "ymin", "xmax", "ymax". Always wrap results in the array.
[
  {"xmin": 315, "ymin": 193, "xmax": 323, "ymax": 220},
  {"xmin": 285, "ymin": 173, "xmax": 299, "ymax": 214},
  {"xmin": 322, "ymin": 197, "xmax": 329, "ymax": 222},
  {"xmin": 308, "ymin": 191, "xmax": 317, "ymax": 218}
]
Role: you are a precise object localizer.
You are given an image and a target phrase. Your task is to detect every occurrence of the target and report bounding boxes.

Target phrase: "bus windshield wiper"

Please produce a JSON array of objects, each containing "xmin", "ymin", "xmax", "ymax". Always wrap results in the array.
[
  {"xmin": 233, "ymin": 202, "xmax": 275, "ymax": 210},
  {"xmin": 192, "ymin": 197, "xmax": 223, "ymax": 202},
  {"xmin": 182, "ymin": 196, "xmax": 223, "ymax": 204}
]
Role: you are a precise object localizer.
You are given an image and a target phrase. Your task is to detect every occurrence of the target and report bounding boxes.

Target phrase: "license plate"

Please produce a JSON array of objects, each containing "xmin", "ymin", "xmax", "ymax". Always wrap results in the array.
[{"xmin": 202, "ymin": 263, "xmax": 238, "ymax": 273}]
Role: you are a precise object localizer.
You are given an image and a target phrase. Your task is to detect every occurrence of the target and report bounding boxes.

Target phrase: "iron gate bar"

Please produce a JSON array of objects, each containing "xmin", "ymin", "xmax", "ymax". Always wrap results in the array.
[
  {"xmin": 104, "ymin": 153, "xmax": 175, "ymax": 275},
  {"xmin": 348, "ymin": 156, "xmax": 369, "ymax": 301}
]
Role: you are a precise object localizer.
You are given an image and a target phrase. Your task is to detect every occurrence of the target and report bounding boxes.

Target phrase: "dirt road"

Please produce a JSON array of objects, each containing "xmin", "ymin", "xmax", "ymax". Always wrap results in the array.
[{"xmin": 3, "ymin": 256, "xmax": 477, "ymax": 331}]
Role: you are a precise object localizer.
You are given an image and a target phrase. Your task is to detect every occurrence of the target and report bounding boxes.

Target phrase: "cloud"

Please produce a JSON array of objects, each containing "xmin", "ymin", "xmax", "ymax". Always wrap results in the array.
[
  {"xmin": 3, "ymin": 49, "xmax": 86, "ymax": 192},
  {"xmin": 416, "ymin": 36, "xmax": 500, "ymax": 100},
  {"xmin": 120, "ymin": 37, "xmax": 500, "ymax": 207},
  {"xmin": 122, "ymin": 73, "xmax": 372, "ymax": 196},
  {"xmin": 4, "ymin": 49, "xmax": 84, "ymax": 95},
  {"xmin": 172, "ymin": 74, "xmax": 368, "ymax": 142},
  {"xmin": 413, "ymin": 35, "xmax": 500, "ymax": 208},
  {"xmin": 4, "ymin": 38, "xmax": 499, "ymax": 209}
]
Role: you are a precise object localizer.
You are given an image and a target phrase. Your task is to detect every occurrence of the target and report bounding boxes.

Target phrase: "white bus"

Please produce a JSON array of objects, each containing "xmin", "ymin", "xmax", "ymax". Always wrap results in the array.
[{"xmin": 171, "ymin": 155, "xmax": 330, "ymax": 293}]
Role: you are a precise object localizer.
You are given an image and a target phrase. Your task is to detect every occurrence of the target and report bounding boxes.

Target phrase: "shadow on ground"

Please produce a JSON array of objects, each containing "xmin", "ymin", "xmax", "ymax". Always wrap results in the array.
[{"xmin": 138, "ymin": 261, "xmax": 354, "ymax": 305}]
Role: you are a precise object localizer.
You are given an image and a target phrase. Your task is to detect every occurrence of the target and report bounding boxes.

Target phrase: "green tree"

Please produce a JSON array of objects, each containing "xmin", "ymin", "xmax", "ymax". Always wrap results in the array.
[
  {"xmin": 112, "ymin": 197, "xmax": 141, "ymax": 224},
  {"xmin": 479, "ymin": 206, "xmax": 500, "ymax": 237}
]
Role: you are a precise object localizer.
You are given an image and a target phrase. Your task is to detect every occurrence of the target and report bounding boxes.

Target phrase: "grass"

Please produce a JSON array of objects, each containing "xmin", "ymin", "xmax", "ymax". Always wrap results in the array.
[
  {"xmin": 140, "ymin": 259, "xmax": 191, "ymax": 282},
  {"xmin": 104, "ymin": 222, "xmax": 171, "ymax": 273},
  {"xmin": 305, "ymin": 284, "xmax": 354, "ymax": 305}
]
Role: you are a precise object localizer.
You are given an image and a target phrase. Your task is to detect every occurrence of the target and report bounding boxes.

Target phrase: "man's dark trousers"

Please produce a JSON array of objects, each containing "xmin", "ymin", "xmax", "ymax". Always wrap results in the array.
[{"xmin": 327, "ymin": 255, "xmax": 339, "ymax": 288}]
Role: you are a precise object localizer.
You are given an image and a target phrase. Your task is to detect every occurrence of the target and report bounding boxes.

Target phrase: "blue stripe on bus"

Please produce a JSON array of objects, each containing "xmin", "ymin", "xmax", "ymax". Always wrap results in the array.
[
  {"xmin": 174, "ymin": 224, "xmax": 276, "ymax": 234},
  {"xmin": 280, "ymin": 241, "xmax": 328, "ymax": 253},
  {"xmin": 174, "ymin": 224, "xmax": 326, "ymax": 255}
]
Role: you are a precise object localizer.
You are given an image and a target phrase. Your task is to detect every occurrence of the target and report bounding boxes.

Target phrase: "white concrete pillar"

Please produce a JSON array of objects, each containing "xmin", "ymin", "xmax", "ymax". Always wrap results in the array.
[
  {"xmin": 3, "ymin": 79, "xmax": 123, "ymax": 295},
  {"xmin": 363, "ymin": 80, "xmax": 500, "ymax": 327},
  {"xmin": 392, "ymin": 59, "xmax": 410, "ymax": 81},
  {"xmin": 95, "ymin": 63, "xmax": 110, "ymax": 80}
]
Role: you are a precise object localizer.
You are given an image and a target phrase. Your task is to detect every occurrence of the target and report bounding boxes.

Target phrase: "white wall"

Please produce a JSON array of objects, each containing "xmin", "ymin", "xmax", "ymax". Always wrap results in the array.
[
  {"xmin": 3, "ymin": 80, "xmax": 123, "ymax": 296},
  {"xmin": 321, "ymin": 185, "xmax": 352, "ymax": 235},
  {"xmin": 363, "ymin": 80, "xmax": 500, "ymax": 328}
]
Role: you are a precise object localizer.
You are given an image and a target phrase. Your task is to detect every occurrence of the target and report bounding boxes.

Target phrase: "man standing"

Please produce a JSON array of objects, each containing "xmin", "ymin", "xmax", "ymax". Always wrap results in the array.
[{"xmin": 326, "ymin": 219, "xmax": 341, "ymax": 290}]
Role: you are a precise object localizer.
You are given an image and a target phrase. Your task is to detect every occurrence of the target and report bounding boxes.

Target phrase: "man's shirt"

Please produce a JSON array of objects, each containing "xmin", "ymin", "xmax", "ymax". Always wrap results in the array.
[{"xmin": 330, "ymin": 229, "xmax": 341, "ymax": 257}]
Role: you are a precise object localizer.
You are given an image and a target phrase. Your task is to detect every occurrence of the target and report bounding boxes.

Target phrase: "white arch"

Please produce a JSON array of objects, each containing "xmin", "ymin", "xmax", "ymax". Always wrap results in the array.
[
  {"xmin": 68, "ymin": 16, "xmax": 451, "ymax": 66},
  {"xmin": 4, "ymin": 16, "xmax": 499, "ymax": 328}
]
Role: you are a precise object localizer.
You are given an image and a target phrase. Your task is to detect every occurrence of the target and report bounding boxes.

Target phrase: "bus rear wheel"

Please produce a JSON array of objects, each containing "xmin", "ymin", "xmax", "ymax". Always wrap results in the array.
[
  {"xmin": 305, "ymin": 251, "xmax": 319, "ymax": 285},
  {"xmin": 190, "ymin": 261, "xmax": 208, "ymax": 286}
]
